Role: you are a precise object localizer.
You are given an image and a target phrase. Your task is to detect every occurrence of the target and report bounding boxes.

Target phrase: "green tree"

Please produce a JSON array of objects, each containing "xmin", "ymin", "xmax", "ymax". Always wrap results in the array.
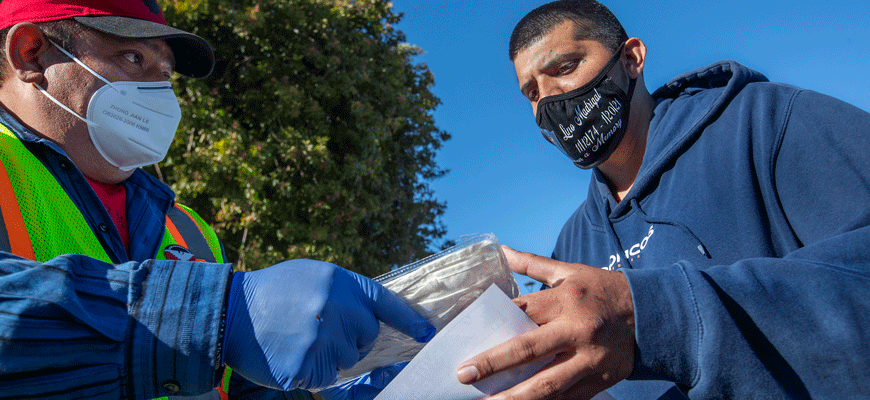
[{"xmin": 152, "ymin": 0, "xmax": 450, "ymax": 276}]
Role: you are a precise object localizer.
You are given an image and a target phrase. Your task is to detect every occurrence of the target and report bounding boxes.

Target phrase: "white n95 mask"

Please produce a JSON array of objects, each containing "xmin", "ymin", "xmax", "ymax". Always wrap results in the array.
[{"xmin": 35, "ymin": 40, "xmax": 182, "ymax": 171}]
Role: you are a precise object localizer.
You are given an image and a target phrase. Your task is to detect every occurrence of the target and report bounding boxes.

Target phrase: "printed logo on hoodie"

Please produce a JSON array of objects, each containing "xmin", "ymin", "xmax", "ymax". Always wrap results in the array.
[{"xmin": 607, "ymin": 225, "xmax": 655, "ymax": 270}]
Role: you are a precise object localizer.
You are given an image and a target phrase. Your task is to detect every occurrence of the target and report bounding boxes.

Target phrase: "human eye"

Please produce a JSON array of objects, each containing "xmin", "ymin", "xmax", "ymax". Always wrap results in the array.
[
  {"xmin": 526, "ymin": 88, "xmax": 539, "ymax": 102},
  {"xmin": 122, "ymin": 51, "xmax": 143, "ymax": 65},
  {"xmin": 556, "ymin": 60, "xmax": 578, "ymax": 75}
]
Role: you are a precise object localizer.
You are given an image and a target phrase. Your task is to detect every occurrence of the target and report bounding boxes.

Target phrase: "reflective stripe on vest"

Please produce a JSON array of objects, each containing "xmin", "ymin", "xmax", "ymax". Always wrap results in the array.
[
  {"xmin": 0, "ymin": 155, "xmax": 34, "ymax": 260},
  {"xmin": 163, "ymin": 204, "xmax": 221, "ymax": 263}
]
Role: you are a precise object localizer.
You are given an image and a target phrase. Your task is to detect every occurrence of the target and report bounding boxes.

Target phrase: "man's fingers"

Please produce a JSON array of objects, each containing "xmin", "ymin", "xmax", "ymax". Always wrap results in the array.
[
  {"xmin": 513, "ymin": 289, "xmax": 563, "ymax": 325},
  {"xmin": 369, "ymin": 361, "xmax": 408, "ymax": 389},
  {"xmin": 358, "ymin": 272, "xmax": 436, "ymax": 343},
  {"xmin": 502, "ymin": 245, "xmax": 582, "ymax": 287},
  {"xmin": 487, "ymin": 354, "xmax": 604, "ymax": 400},
  {"xmin": 457, "ymin": 324, "xmax": 563, "ymax": 385}
]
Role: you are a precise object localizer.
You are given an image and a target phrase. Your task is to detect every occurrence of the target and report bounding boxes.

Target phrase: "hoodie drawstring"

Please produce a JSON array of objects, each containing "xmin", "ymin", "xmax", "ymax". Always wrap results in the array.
[
  {"xmin": 601, "ymin": 200, "xmax": 636, "ymax": 269},
  {"xmin": 630, "ymin": 198, "xmax": 711, "ymax": 259}
]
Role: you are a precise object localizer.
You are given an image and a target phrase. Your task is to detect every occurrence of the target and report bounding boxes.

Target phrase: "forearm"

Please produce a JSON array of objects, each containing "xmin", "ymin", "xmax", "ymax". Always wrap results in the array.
[
  {"xmin": 624, "ymin": 88, "xmax": 870, "ymax": 397},
  {"xmin": 0, "ymin": 253, "xmax": 232, "ymax": 399},
  {"xmin": 624, "ymin": 217, "xmax": 870, "ymax": 398}
]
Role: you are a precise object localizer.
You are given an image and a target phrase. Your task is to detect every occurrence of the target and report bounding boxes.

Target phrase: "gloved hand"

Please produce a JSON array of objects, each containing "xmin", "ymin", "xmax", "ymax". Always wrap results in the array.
[
  {"xmin": 317, "ymin": 362, "xmax": 408, "ymax": 400},
  {"xmin": 221, "ymin": 259, "xmax": 435, "ymax": 391}
]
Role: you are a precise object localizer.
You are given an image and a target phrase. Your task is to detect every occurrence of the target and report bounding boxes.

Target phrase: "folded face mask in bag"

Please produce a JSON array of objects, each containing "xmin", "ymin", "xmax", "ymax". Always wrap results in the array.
[{"xmin": 333, "ymin": 233, "xmax": 520, "ymax": 385}]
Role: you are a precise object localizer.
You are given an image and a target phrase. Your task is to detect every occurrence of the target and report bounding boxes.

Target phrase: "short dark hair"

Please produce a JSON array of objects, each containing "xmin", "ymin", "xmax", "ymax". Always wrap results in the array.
[
  {"xmin": 0, "ymin": 19, "xmax": 84, "ymax": 84},
  {"xmin": 509, "ymin": 0, "xmax": 628, "ymax": 61}
]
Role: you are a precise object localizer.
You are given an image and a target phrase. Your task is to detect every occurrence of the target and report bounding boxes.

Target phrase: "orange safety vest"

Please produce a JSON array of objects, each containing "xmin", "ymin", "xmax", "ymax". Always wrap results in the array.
[{"xmin": 0, "ymin": 124, "xmax": 231, "ymax": 399}]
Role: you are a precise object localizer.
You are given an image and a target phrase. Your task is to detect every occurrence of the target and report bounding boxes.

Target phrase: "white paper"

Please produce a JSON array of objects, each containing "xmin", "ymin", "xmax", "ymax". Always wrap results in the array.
[
  {"xmin": 374, "ymin": 284, "xmax": 551, "ymax": 400},
  {"xmin": 334, "ymin": 234, "xmax": 519, "ymax": 385}
]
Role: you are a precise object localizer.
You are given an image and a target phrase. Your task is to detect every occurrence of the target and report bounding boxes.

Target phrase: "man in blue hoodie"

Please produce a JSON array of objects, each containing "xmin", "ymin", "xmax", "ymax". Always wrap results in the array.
[{"xmin": 457, "ymin": 1, "xmax": 870, "ymax": 399}]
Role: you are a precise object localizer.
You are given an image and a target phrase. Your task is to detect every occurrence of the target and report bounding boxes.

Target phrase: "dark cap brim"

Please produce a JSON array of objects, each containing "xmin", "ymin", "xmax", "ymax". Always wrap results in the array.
[{"xmin": 73, "ymin": 15, "xmax": 215, "ymax": 79}]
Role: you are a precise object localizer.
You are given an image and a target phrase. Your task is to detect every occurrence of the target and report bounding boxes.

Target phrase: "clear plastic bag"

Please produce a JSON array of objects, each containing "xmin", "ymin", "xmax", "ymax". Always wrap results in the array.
[{"xmin": 333, "ymin": 233, "xmax": 519, "ymax": 385}]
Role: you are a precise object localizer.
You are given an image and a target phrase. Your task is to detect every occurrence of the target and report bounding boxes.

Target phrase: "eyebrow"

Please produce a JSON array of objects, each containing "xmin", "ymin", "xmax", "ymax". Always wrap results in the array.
[{"xmin": 143, "ymin": 39, "xmax": 177, "ymax": 71}]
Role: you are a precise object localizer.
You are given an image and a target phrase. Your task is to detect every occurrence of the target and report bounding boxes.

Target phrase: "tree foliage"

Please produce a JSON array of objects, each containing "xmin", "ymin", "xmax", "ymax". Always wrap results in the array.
[{"xmin": 152, "ymin": 0, "xmax": 450, "ymax": 276}]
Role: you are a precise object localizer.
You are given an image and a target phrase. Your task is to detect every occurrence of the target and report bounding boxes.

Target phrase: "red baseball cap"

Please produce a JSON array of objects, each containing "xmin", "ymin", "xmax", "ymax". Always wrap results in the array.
[{"xmin": 0, "ymin": 0, "xmax": 215, "ymax": 78}]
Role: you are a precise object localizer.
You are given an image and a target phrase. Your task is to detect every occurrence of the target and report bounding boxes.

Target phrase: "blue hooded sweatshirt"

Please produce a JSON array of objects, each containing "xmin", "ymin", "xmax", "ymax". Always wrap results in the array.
[{"xmin": 552, "ymin": 61, "xmax": 870, "ymax": 399}]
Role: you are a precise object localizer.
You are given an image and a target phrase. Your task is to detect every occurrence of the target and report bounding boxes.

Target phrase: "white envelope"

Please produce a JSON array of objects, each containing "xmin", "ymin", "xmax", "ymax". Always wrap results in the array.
[{"xmin": 374, "ymin": 284, "xmax": 551, "ymax": 400}]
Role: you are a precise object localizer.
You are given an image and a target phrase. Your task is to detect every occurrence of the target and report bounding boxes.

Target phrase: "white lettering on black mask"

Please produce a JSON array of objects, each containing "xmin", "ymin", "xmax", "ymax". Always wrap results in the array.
[
  {"xmin": 35, "ymin": 40, "xmax": 182, "ymax": 171},
  {"xmin": 536, "ymin": 43, "xmax": 636, "ymax": 169}
]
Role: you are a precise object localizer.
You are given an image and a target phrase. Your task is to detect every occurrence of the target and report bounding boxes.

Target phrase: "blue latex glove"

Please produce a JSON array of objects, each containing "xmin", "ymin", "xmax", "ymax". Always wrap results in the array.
[
  {"xmin": 221, "ymin": 260, "xmax": 435, "ymax": 391},
  {"xmin": 317, "ymin": 362, "xmax": 408, "ymax": 400}
]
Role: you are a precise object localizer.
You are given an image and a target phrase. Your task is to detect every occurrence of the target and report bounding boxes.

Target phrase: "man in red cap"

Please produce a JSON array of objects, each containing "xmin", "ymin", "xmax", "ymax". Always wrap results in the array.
[{"xmin": 0, "ymin": 1, "xmax": 434, "ymax": 399}]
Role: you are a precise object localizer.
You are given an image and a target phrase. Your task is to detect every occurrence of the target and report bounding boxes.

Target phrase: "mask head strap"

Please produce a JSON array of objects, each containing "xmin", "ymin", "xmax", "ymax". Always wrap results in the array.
[
  {"xmin": 46, "ymin": 39, "xmax": 117, "ymax": 90},
  {"xmin": 33, "ymin": 39, "xmax": 122, "ymax": 126}
]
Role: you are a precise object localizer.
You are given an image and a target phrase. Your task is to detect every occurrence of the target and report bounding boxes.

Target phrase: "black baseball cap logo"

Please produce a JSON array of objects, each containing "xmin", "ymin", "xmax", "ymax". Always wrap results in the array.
[{"xmin": 141, "ymin": 0, "xmax": 161, "ymax": 15}]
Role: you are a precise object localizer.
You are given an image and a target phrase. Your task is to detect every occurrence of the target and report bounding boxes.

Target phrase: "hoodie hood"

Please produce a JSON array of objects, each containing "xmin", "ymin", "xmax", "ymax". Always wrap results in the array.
[{"xmin": 602, "ymin": 61, "xmax": 769, "ymax": 217}]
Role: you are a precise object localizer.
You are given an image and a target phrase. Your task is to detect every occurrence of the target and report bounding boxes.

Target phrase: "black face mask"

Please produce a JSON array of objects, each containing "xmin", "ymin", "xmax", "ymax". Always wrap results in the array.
[{"xmin": 536, "ymin": 43, "xmax": 637, "ymax": 169}]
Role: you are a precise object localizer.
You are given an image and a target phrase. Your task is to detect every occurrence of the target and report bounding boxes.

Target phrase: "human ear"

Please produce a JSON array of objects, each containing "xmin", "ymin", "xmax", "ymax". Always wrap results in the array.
[
  {"xmin": 4, "ymin": 23, "xmax": 52, "ymax": 84},
  {"xmin": 621, "ymin": 38, "xmax": 647, "ymax": 79}
]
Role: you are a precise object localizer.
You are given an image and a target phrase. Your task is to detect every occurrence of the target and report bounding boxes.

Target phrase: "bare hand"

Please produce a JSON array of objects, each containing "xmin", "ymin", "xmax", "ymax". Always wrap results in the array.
[{"xmin": 456, "ymin": 246, "xmax": 636, "ymax": 400}]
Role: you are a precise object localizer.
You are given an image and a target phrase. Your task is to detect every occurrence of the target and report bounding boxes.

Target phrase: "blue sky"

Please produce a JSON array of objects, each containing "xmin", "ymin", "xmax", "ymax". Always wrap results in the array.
[{"xmin": 389, "ymin": 0, "xmax": 870, "ymax": 294}]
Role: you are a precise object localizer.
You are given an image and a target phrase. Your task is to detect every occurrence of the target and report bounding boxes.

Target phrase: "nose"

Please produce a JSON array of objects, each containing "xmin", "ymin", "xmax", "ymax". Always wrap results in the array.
[
  {"xmin": 537, "ymin": 75, "xmax": 567, "ymax": 100},
  {"xmin": 147, "ymin": 39, "xmax": 176, "ymax": 81},
  {"xmin": 532, "ymin": 76, "xmax": 568, "ymax": 118}
]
